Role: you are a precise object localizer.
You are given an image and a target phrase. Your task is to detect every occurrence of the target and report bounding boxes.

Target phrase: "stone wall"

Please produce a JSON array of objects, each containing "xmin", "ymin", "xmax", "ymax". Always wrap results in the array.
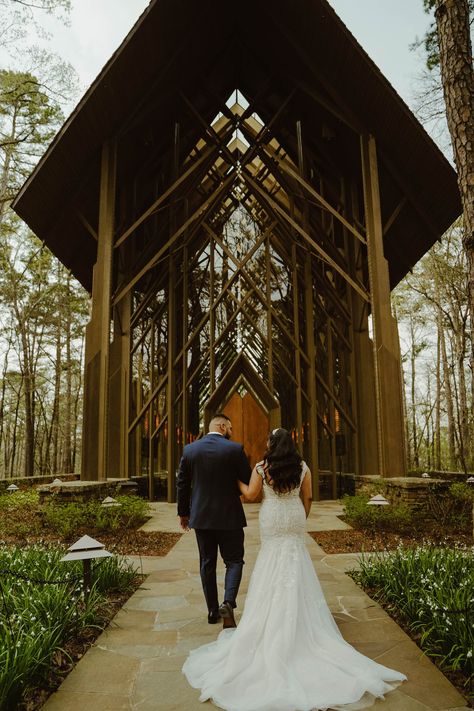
[
  {"xmin": 0, "ymin": 473, "xmax": 79, "ymax": 493},
  {"xmin": 340, "ymin": 473, "xmax": 453, "ymax": 508},
  {"xmin": 37, "ymin": 479, "xmax": 138, "ymax": 504}
]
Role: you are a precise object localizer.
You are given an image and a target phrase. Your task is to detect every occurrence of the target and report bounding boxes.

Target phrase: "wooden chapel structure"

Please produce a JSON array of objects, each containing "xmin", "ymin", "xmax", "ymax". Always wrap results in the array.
[{"xmin": 13, "ymin": 0, "xmax": 460, "ymax": 500}]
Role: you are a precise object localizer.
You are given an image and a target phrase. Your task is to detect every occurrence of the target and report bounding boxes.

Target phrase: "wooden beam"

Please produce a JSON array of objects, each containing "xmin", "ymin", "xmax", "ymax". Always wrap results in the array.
[
  {"xmin": 112, "ymin": 171, "xmax": 236, "ymax": 306},
  {"xmin": 263, "ymin": 143, "xmax": 367, "ymax": 245},
  {"xmin": 114, "ymin": 144, "xmax": 215, "ymax": 250},
  {"xmin": 78, "ymin": 211, "xmax": 97, "ymax": 241},
  {"xmin": 242, "ymin": 170, "xmax": 370, "ymax": 303},
  {"xmin": 383, "ymin": 196, "xmax": 407, "ymax": 236}
]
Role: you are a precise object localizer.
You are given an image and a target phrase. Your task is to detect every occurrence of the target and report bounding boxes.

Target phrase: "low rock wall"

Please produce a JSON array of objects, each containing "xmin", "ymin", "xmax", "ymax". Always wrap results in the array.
[
  {"xmin": 0, "ymin": 473, "xmax": 79, "ymax": 493},
  {"xmin": 340, "ymin": 472, "xmax": 455, "ymax": 508}
]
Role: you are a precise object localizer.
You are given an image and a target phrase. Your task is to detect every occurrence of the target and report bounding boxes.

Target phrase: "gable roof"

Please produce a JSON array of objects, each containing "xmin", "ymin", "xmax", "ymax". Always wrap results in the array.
[{"xmin": 12, "ymin": 0, "xmax": 460, "ymax": 291}]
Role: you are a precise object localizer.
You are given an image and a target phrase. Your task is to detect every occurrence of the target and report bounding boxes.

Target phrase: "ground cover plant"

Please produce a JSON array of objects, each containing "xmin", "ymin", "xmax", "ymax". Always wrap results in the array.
[
  {"xmin": 350, "ymin": 545, "xmax": 474, "ymax": 705},
  {"xmin": 0, "ymin": 544, "xmax": 140, "ymax": 710}
]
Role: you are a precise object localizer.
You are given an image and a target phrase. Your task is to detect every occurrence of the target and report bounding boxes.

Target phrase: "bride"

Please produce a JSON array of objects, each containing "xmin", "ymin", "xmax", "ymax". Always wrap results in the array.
[{"xmin": 182, "ymin": 428, "xmax": 406, "ymax": 711}]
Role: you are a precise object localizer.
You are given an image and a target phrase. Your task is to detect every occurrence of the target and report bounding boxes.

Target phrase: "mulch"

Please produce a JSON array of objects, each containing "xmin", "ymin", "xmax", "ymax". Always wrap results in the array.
[
  {"xmin": 0, "ymin": 530, "xmax": 182, "ymax": 557},
  {"xmin": 308, "ymin": 527, "xmax": 472, "ymax": 554},
  {"xmin": 96, "ymin": 530, "xmax": 182, "ymax": 557}
]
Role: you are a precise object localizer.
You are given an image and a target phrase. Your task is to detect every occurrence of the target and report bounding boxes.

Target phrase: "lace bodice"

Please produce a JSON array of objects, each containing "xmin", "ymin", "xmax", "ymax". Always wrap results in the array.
[{"xmin": 258, "ymin": 461, "xmax": 308, "ymax": 543}]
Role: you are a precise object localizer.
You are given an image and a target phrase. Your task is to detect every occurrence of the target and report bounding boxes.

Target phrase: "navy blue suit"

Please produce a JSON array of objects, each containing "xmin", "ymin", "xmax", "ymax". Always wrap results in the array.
[{"xmin": 177, "ymin": 433, "xmax": 251, "ymax": 614}]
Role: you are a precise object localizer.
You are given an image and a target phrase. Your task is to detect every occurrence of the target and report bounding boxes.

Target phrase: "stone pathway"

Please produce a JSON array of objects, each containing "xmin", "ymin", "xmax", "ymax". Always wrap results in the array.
[{"xmin": 43, "ymin": 502, "xmax": 470, "ymax": 710}]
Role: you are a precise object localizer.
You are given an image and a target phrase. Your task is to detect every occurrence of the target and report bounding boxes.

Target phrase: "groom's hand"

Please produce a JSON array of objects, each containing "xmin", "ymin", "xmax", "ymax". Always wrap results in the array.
[{"xmin": 179, "ymin": 515, "xmax": 190, "ymax": 531}]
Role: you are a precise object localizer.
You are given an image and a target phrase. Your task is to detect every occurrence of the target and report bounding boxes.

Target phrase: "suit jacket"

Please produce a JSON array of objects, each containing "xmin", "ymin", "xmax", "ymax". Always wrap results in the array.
[{"xmin": 176, "ymin": 433, "xmax": 252, "ymax": 529}]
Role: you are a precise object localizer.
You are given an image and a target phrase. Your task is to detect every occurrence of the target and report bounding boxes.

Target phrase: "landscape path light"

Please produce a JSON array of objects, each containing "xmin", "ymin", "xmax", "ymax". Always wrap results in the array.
[
  {"xmin": 6, "ymin": 483, "xmax": 19, "ymax": 493},
  {"xmin": 101, "ymin": 496, "xmax": 121, "ymax": 508},
  {"xmin": 61, "ymin": 534, "xmax": 112, "ymax": 599},
  {"xmin": 367, "ymin": 494, "xmax": 390, "ymax": 506},
  {"xmin": 366, "ymin": 494, "xmax": 390, "ymax": 551},
  {"xmin": 421, "ymin": 472, "xmax": 430, "ymax": 479}
]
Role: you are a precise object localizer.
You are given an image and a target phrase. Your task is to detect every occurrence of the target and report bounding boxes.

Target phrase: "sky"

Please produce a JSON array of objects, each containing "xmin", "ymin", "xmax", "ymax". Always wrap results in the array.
[{"xmin": 29, "ymin": 0, "xmax": 433, "ymax": 115}]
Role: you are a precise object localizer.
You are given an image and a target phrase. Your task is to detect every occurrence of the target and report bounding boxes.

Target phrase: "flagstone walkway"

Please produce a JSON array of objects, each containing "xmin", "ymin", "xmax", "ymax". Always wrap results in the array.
[{"xmin": 43, "ymin": 502, "xmax": 470, "ymax": 711}]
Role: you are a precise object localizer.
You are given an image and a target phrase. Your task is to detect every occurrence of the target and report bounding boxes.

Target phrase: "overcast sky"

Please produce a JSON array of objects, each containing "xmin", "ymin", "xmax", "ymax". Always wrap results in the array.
[{"xmin": 31, "ymin": 0, "xmax": 432, "ymax": 114}]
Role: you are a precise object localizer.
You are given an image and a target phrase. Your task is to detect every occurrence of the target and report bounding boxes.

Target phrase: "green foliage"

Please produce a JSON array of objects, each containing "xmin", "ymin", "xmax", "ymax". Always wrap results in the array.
[
  {"xmin": 414, "ymin": 1, "xmax": 474, "ymax": 71},
  {"xmin": 0, "ymin": 490, "xmax": 42, "ymax": 538},
  {"xmin": 0, "ymin": 490, "xmax": 150, "ymax": 541},
  {"xmin": 423, "ymin": 482, "xmax": 473, "ymax": 528},
  {"xmin": 342, "ymin": 494, "xmax": 414, "ymax": 533},
  {"xmin": 352, "ymin": 546, "xmax": 474, "ymax": 684},
  {"xmin": 450, "ymin": 481, "xmax": 474, "ymax": 502},
  {"xmin": 42, "ymin": 495, "xmax": 150, "ymax": 539},
  {"xmin": 0, "ymin": 543, "xmax": 139, "ymax": 710}
]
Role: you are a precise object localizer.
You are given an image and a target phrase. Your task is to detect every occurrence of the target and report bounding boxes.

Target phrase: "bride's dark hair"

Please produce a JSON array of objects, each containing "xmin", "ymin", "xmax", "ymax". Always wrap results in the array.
[{"xmin": 263, "ymin": 428, "xmax": 302, "ymax": 494}]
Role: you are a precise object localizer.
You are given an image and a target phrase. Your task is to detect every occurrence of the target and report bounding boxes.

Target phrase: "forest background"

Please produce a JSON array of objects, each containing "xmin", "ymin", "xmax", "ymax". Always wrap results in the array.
[{"xmin": 0, "ymin": 0, "xmax": 472, "ymax": 479}]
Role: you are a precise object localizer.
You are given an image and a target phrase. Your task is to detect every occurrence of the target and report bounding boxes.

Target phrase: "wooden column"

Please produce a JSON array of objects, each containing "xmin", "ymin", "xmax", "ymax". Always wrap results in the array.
[
  {"xmin": 167, "ymin": 253, "xmax": 177, "ymax": 502},
  {"xmin": 360, "ymin": 135, "xmax": 407, "ymax": 477},
  {"xmin": 107, "ymin": 293, "xmax": 131, "ymax": 479},
  {"xmin": 349, "ymin": 181, "xmax": 378, "ymax": 476},
  {"xmin": 291, "ymin": 240, "xmax": 303, "ymax": 445},
  {"xmin": 82, "ymin": 140, "xmax": 116, "ymax": 480},
  {"xmin": 304, "ymin": 251, "xmax": 319, "ymax": 498},
  {"xmin": 327, "ymin": 320, "xmax": 338, "ymax": 497}
]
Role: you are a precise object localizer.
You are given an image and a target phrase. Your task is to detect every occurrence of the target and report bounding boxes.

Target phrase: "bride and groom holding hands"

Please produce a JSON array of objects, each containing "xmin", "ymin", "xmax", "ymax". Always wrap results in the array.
[{"xmin": 176, "ymin": 413, "xmax": 405, "ymax": 711}]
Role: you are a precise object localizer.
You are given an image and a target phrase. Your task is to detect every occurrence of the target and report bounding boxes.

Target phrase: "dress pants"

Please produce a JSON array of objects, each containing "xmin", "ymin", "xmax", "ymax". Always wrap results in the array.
[{"xmin": 194, "ymin": 528, "xmax": 244, "ymax": 613}]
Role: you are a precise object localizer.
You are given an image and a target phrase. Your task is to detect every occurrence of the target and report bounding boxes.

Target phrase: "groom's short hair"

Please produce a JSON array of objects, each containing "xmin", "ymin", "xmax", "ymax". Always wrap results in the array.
[{"xmin": 210, "ymin": 412, "xmax": 231, "ymax": 427}]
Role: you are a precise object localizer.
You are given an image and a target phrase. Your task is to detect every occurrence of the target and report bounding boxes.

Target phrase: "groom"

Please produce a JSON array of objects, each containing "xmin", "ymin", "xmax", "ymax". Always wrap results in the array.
[{"xmin": 177, "ymin": 413, "xmax": 251, "ymax": 627}]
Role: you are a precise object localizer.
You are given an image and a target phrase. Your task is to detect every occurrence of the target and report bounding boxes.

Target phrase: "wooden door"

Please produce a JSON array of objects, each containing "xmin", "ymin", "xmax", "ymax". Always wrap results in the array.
[{"xmin": 224, "ymin": 391, "xmax": 269, "ymax": 468}]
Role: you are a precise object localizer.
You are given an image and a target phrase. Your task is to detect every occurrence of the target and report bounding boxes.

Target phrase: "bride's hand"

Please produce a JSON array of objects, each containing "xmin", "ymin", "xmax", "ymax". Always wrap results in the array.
[{"xmin": 238, "ymin": 480, "xmax": 248, "ymax": 496}]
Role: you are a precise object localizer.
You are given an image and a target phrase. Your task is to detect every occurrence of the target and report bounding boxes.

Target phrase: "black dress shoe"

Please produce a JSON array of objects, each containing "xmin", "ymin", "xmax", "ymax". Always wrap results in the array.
[
  {"xmin": 208, "ymin": 610, "xmax": 221, "ymax": 624},
  {"xmin": 218, "ymin": 601, "xmax": 236, "ymax": 628}
]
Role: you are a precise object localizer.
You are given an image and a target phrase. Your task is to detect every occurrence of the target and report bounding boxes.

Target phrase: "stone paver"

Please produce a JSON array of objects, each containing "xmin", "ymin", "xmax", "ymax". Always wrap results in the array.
[{"xmin": 42, "ymin": 502, "xmax": 468, "ymax": 710}]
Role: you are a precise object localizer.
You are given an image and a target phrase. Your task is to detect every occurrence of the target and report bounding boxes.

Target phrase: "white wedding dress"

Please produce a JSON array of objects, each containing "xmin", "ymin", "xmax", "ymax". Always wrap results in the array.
[{"xmin": 183, "ymin": 463, "xmax": 406, "ymax": 711}]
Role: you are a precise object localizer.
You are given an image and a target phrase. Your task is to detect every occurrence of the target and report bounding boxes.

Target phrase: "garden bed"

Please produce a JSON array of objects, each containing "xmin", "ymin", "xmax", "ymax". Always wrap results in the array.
[
  {"xmin": 0, "ymin": 490, "xmax": 181, "ymax": 556},
  {"xmin": 0, "ymin": 491, "xmax": 182, "ymax": 710},
  {"xmin": 309, "ymin": 527, "xmax": 471, "ymax": 553},
  {"xmin": 350, "ymin": 546, "xmax": 474, "ymax": 708},
  {"xmin": 310, "ymin": 486, "xmax": 474, "ymax": 707},
  {"xmin": 0, "ymin": 545, "xmax": 143, "ymax": 711}
]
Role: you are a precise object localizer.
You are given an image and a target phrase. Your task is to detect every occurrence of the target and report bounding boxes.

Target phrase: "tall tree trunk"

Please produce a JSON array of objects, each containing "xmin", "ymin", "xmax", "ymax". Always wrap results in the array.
[
  {"xmin": 401, "ymin": 364, "xmax": 412, "ymax": 468},
  {"xmin": 435, "ymin": 312, "xmax": 442, "ymax": 469},
  {"xmin": 19, "ymin": 323, "xmax": 35, "ymax": 477},
  {"xmin": 62, "ymin": 273, "xmax": 73, "ymax": 472},
  {"xmin": 10, "ymin": 384, "xmax": 21, "ymax": 478},
  {"xmin": 410, "ymin": 316, "xmax": 419, "ymax": 468},
  {"xmin": 51, "ymin": 270, "xmax": 62, "ymax": 474},
  {"xmin": 435, "ymin": 0, "xmax": 474, "ymax": 424},
  {"xmin": 440, "ymin": 311, "xmax": 456, "ymax": 466},
  {"xmin": 455, "ymin": 326, "xmax": 469, "ymax": 468}
]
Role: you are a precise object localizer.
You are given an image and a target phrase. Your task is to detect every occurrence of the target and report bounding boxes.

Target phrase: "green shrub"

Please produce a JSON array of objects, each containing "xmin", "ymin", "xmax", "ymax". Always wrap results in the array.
[
  {"xmin": 351, "ymin": 545, "xmax": 474, "ymax": 685},
  {"xmin": 0, "ymin": 491, "xmax": 41, "ymax": 537},
  {"xmin": 42, "ymin": 495, "xmax": 150, "ymax": 538},
  {"xmin": 342, "ymin": 493, "xmax": 414, "ymax": 532}
]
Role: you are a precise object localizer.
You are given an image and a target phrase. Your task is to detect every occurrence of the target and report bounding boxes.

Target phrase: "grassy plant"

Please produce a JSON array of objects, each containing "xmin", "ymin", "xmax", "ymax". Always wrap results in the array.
[
  {"xmin": 0, "ymin": 491, "xmax": 42, "ymax": 538},
  {"xmin": 351, "ymin": 545, "xmax": 474, "ymax": 685},
  {"xmin": 0, "ymin": 544, "xmax": 140, "ymax": 710},
  {"xmin": 41, "ymin": 494, "xmax": 150, "ymax": 538},
  {"xmin": 342, "ymin": 493, "xmax": 414, "ymax": 532},
  {"xmin": 0, "ymin": 490, "xmax": 150, "ymax": 542}
]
